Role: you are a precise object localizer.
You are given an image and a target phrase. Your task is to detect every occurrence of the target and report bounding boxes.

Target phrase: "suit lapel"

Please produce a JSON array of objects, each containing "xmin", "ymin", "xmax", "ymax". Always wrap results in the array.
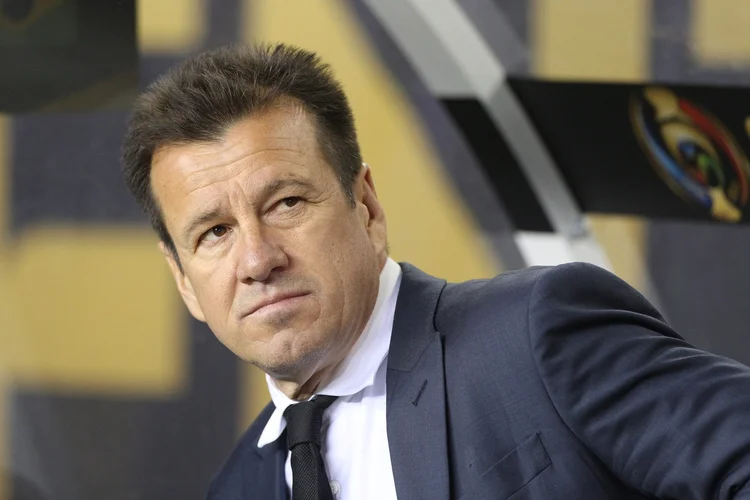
[
  {"xmin": 387, "ymin": 264, "xmax": 450, "ymax": 500},
  {"xmin": 243, "ymin": 427, "xmax": 288, "ymax": 500}
]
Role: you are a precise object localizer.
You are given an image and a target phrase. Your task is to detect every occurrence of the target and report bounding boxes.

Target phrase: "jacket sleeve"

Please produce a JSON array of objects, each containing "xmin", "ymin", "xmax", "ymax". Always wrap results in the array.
[{"xmin": 528, "ymin": 262, "xmax": 750, "ymax": 499}]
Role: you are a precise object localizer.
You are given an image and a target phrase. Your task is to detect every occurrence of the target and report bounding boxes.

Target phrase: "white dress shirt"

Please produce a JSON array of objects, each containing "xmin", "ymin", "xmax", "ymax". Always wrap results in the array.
[{"xmin": 257, "ymin": 258, "xmax": 402, "ymax": 500}]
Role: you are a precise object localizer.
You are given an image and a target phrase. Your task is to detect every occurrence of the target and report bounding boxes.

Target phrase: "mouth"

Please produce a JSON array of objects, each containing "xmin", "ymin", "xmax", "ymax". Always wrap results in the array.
[{"xmin": 245, "ymin": 292, "xmax": 310, "ymax": 317}]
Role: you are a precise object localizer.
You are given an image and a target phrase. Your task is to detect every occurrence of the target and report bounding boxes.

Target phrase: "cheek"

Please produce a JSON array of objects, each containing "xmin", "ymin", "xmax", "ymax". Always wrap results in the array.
[
  {"xmin": 291, "ymin": 211, "xmax": 361, "ymax": 264},
  {"xmin": 297, "ymin": 227, "xmax": 358, "ymax": 307},
  {"xmin": 316, "ymin": 223, "xmax": 365, "ymax": 275},
  {"xmin": 192, "ymin": 268, "xmax": 235, "ymax": 323},
  {"xmin": 322, "ymin": 220, "xmax": 378, "ymax": 299}
]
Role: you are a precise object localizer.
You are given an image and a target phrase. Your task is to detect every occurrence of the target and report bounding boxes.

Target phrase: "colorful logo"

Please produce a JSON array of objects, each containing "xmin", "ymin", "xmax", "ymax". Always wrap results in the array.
[{"xmin": 631, "ymin": 87, "xmax": 750, "ymax": 222}]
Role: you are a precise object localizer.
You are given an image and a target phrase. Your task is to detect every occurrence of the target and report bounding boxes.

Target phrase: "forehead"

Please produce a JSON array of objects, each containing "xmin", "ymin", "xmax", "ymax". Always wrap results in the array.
[
  {"xmin": 156, "ymin": 105, "xmax": 322, "ymax": 178},
  {"xmin": 151, "ymin": 104, "xmax": 325, "ymax": 193}
]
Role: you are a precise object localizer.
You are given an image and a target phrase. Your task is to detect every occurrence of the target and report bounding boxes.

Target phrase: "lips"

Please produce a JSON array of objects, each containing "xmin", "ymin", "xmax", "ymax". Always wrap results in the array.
[{"xmin": 245, "ymin": 292, "xmax": 309, "ymax": 316}]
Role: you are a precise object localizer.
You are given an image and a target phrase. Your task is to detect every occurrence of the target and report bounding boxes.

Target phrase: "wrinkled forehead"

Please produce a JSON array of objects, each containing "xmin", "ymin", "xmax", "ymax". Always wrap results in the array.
[{"xmin": 150, "ymin": 106, "xmax": 328, "ymax": 197}]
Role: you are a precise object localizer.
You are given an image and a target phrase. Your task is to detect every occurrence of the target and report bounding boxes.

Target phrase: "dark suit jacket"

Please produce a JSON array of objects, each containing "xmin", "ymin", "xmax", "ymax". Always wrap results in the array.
[{"xmin": 207, "ymin": 262, "xmax": 750, "ymax": 499}]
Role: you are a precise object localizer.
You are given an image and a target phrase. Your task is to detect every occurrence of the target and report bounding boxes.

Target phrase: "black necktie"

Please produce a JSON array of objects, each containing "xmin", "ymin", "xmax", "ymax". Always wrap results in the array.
[{"xmin": 284, "ymin": 395, "xmax": 338, "ymax": 500}]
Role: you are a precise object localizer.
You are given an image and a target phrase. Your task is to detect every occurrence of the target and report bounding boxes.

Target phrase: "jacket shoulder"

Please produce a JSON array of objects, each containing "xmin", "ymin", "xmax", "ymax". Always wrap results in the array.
[
  {"xmin": 435, "ymin": 264, "xmax": 545, "ymax": 325},
  {"xmin": 439, "ymin": 262, "xmax": 619, "ymax": 311},
  {"xmin": 435, "ymin": 262, "xmax": 621, "ymax": 343}
]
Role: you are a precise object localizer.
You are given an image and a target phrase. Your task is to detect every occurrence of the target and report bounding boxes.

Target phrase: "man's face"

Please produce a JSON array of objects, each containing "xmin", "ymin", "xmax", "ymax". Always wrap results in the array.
[{"xmin": 150, "ymin": 104, "xmax": 387, "ymax": 382}]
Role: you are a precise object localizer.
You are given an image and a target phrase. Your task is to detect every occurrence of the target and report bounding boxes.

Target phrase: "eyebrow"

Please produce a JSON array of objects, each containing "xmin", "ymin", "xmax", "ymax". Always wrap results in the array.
[
  {"xmin": 180, "ymin": 177, "xmax": 317, "ymax": 241},
  {"xmin": 182, "ymin": 208, "xmax": 225, "ymax": 242},
  {"xmin": 260, "ymin": 177, "xmax": 317, "ymax": 199}
]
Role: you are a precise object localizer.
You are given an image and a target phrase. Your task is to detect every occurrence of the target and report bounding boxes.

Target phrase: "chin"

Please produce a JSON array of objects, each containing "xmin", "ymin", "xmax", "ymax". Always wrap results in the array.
[
  {"xmin": 246, "ymin": 329, "xmax": 328, "ymax": 379},
  {"xmin": 255, "ymin": 350, "xmax": 324, "ymax": 382}
]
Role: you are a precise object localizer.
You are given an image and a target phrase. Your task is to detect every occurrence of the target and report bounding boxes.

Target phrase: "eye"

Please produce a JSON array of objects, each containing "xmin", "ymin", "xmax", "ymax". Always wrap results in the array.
[
  {"xmin": 211, "ymin": 226, "xmax": 228, "ymax": 237},
  {"xmin": 201, "ymin": 225, "xmax": 230, "ymax": 244},
  {"xmin": 281, "ymin": 197, "xmax": 301, "ymax": 208}
]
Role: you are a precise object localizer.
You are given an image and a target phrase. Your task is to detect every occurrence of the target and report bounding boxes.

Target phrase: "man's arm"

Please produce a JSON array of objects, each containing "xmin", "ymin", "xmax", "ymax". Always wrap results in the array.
[{"xmin": 528, "ymin": 262, "xmax": 750, "ymax": 499}]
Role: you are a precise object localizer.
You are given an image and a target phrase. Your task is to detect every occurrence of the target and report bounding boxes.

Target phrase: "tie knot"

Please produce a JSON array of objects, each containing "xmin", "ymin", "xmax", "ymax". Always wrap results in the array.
[{"xmin": 284, "ymin": 395, "xmax": 337, "ymax": 450}]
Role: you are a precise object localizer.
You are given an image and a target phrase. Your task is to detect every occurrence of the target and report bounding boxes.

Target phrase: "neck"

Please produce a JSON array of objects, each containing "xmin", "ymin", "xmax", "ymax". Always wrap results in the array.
[
  {"xmin": 274, "ymin": 370, "xmax": 324, "ymax": 401},
  {"xmin": 272, "ymin": 295, "xmax": 376, "ymax": 400},
  {"xmin": 272, "ymin": 255, "xmax": 390, "ymax": 401},
  {"xmin": 270, "ymin": 312, "xmax": 367, "ymax": 400}
]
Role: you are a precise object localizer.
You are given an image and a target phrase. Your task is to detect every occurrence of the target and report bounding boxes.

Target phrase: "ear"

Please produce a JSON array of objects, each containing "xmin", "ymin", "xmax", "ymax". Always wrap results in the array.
[
  {"xmin": 159, "ymin": 242, "xmax": 206, "ymax": 322},
  {"xmin": 356, "ymin": 163, "xmax": 388, "ymax": 258}
]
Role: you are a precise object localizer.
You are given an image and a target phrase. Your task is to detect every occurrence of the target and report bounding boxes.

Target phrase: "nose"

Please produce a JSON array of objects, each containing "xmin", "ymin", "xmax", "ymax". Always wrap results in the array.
[{"xmin": 235, "ymin": 226, "xmax": 288, "ymax": 283}]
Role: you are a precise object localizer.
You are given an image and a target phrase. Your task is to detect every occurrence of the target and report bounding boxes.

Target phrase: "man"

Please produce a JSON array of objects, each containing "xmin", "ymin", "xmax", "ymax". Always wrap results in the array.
[{"xmin": 121, "ymin": 44, "xmax": 750, "ymax": 500}]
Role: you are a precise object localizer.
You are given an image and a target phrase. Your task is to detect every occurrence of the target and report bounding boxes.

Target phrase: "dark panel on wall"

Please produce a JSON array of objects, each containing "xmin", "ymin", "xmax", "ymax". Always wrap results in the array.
[
  {"xmin": 647, "ymin": 221, "xmax": 750, "ymax": 365},
  {"xmin": 10, "ymin": 112, "xmax": 141, "ymax": 230},
  {"xmin": 11, "ymin": 319, "xmax": 239, "ymax": 500},
  {"xmin": 0, "ymin": 0, "xmax": 138, "ymax": 113},
  {"xmin": 441, "ymin": 98, "xmax": 553, "ymax": 232},
  {"xmin": 509, "ymin": 78, "xmax": 750, "ymax": 224}
]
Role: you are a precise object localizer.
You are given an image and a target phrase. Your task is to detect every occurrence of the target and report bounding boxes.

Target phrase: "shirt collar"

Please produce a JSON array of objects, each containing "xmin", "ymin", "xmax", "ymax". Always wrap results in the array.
[{"xmin": 257, "ymin": 258, "xmax": 402, "ymax": 448}]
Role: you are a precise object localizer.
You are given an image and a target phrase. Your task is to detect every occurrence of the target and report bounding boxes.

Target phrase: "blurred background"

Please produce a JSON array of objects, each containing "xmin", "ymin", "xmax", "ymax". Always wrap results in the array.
[{"xmin": 0, "ymin": 0, "xmax": 749, "ymax": 498}]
